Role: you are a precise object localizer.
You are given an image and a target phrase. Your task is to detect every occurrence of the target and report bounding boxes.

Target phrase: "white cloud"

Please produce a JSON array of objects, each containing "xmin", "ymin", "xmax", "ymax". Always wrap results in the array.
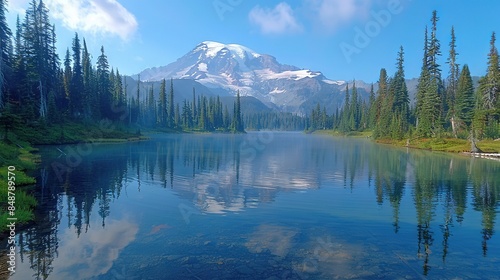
[
  {"xmin": 7, "ymin": 0, "xmax": 30, "ymax": 13},
  {"xmin": 306, "ymin": 0, "xmax": 373, "ymax": 32},
  {"xmin": 45, "ymin": 0, "xmax": 138, "ymax": 40},
  {"xmin": 249, "ymin": 2, "xmax": 303, "ymax": 35}
]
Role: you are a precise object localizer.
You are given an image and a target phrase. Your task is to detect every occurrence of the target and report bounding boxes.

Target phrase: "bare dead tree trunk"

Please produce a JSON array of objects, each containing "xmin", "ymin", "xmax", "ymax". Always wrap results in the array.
[
  {"xmin": 450, "ymin": 116, "xmax": 457, "ymax": 138},
  {"xmin": 469, "ymin": 130, "xmax": 482, "ymax": 153},
  {"xmin": 39, "ymin": 80, "xmax": 47, "ymax": 118}
]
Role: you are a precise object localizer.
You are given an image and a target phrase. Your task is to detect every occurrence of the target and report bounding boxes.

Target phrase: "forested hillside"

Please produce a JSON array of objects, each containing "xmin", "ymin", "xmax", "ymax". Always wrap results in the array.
[
  {"xmin": 0, "ymin": 2, "xmax": 498, "ymax": 144},
  {"xmin": 0, "ymin": 0, "xmax": 246, "ymax": 145},
  {"xmin": 308, "ymin": 11, "xmax": 500, "ymax": 143}
]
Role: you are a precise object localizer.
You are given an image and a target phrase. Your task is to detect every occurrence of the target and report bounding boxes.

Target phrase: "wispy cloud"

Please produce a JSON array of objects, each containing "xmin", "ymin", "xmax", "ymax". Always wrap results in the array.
[
  {"xmin": 46, "ymin": 0, "xmax": 138, "ymax": 40},
  {"xmin": 249, "ymin": 2, "xmax": 303, "ymax": 35},
  {"xmin": 306, "ymin": 0, "xmax": 373, "ymax": 33},
  {"xmin": 7, "ymin": 0, "xmax": 30, "ymax": 13}
]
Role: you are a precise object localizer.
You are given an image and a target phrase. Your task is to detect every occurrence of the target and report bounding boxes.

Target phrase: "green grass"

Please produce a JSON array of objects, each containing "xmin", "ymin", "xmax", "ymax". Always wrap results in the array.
[
  {"xmin": 313, "ymin": 128, "xmax": 500, "ymax": 154},
  {"xmin": 9, "ymin": 121, "xmax": 141, "ymax": 145},
  {"xmin": 376, "ymin": 137, "xmax": 500, "ymax": 153},
  {"xmin": 313, "ymin": 129, "xmax": 373, "ymax": 138},
  {"xmin": 0, "ymin": 142, "xmax": 38, "ymax": 231}
]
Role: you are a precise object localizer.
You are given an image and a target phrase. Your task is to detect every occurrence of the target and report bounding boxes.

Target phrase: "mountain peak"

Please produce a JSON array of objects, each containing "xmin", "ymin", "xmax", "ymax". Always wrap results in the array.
[
  {"xmin": 137, "ymin": 41, "xmax": 348, "ymax": 114},
  {"xmin": 196, "ymin": 41, "xmax": 261, "ymax": 60}
]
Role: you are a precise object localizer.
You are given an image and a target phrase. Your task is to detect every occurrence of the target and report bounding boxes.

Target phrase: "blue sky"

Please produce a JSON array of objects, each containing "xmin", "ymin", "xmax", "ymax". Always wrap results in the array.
[{"xmin": 6, "ymin": 0, "xmax": 500, "ymax": 82}]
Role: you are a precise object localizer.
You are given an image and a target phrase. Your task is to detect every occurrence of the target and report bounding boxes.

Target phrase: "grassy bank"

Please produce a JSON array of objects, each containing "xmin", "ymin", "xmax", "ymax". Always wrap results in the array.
[
  {"xmin": 313, "ymin": 129, "xmax": 373, "ymax": 138},
  {"xmin": 0, "ymin": 121, "xmax": 150, "ymax": 234},
  {"xmin": 313, "ymin": 129, "xmax": 500, "ymax": 153},
  {"xmin": 10, "ymin": 121, "xmax": 144, "ymax": 145},
  {"xmin": 0, "ymin": 141, "xmax": 38, "ymax": 231},
  {"xmin": 376, "ymin": 137, "xmax": 500, "ymax": 153}
]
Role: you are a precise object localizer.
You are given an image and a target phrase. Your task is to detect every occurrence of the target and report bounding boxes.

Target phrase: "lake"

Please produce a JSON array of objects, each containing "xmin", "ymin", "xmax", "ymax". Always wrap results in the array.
[{"xmin": 4, "ymin": 132, "xmax": 500, "ymax": 279}]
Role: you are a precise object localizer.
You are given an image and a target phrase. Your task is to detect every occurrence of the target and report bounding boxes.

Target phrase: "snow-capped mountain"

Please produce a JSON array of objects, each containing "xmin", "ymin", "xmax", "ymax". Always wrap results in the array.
[{"xmin": 137, "ymin": 41, "xmax": 360, "ymax": 114}]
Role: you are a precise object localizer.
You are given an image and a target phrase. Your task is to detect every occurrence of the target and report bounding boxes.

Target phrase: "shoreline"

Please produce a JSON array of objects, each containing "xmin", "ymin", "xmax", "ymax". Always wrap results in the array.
[{"xmin": 312, "ymin": 129, "xmax": 500, "ymax": 157}]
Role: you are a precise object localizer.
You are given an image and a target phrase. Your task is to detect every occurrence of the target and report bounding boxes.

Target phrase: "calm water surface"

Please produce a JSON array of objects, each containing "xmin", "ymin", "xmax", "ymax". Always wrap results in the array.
[{"xmin": 4, "ymin": 132, "xmax": 500, "ymax": 279}]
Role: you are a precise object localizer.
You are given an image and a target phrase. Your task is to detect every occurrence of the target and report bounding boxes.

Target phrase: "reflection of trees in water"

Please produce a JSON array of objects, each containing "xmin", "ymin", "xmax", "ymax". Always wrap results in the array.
[
  {"xmin": 469, "ymin": 159, "xmax": 500, "ymax": 256},
  {"xmin": 17, "ymin": 167, "xmax": 60, "ymax": 280},
  {"xmin": 412, "ymin": 152, "xmax": 439, "ymax": 276},
  {"xmin": 336, "ymin": 139, "xmax": 370, "ymax": 189},
  {"xmin": 15, "ymin": 135, "xmax": 500, "ymax": 279},
  {"xmin": 368, "ymin": 145, "xmax": 407, "ymax": 233},
  {"xmin": 17, "ymin": 144, "xmax": 130, "ymax": 279},
  {"xmin": 370, "ymin": 146, "xmax": 500, "ymax": 275}
]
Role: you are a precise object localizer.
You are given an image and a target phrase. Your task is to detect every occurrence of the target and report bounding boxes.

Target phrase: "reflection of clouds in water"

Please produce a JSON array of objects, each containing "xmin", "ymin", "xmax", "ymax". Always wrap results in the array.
[
  {"xmin": 50, "ymin": 217, "xmax": 138, "ymax": 279},
  {"xmin": 245, "ymin": 224, "xmax": 298, "ymax": 258},
  {"xmin": 184, "ymin": 163, "xmax": 319, "ymax": 214},
  {"xmin": 294, "ymin": 234, "xmax": 371, "ymax": 279}
]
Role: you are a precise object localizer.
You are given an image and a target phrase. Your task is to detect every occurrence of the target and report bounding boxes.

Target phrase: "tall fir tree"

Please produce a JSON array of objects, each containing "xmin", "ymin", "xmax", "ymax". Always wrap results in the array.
[
  {"xmin": 158, "ymin": 78, "xmax": 166, "ymax": 126},
  {"xmin": 480, "ymin": 32, "xmax": 499, "ymax": 110},
  {"xmin": 368, "ymin": 83, "xmax": 376, "ymax": 129},
  {"xmin": 70, "ymin": 33, "xmax": 83, "ymax": 117},
  {"xmin": 446, "ymin": 26, "xmax": 460, "ymax": 136},
  {"xmin": 340, "ymin": 83, "xmax": 350, "ymax": 132},
  {"xmin": 349, "ymin": 80, "xmax": 359, "ymax": 131},
  {"xmin": 168, "ymin": 78, "xmax": 174, "ymax": 128},
  {"xmin": 97, "ymin": 46, "xmax": 111, "ymax": 119},
  {"xmin": 0, "ymin": 0, "xmax": 12, "ymax": 110},
  {"xmin": 373, "ymin": 69, "xmax": 388, "ymax": 138},
  {"xmin": 476, "ymin": 32, "xmax": 500, "ymax": 138},
  {"xmin": 455, "ymin": 64, "xmax": 474, "ymax": 129},
  {"xmin": 416, "ymin": 12, "xmax": 444, "ymax": 137},
  {"xmin": 428, "ymin": 10, "xmax": 444, "ymax": 134},
  {"xmin": 231, "ymin": 90, "xmax": 244, "ymax": 132},
  {"xmin": 81, "ymin": 38, "xmax": 95, "ymax": 118},
  {"xmin": 389, "ymin": 46, "xmax": 410, "ymax": 139}
]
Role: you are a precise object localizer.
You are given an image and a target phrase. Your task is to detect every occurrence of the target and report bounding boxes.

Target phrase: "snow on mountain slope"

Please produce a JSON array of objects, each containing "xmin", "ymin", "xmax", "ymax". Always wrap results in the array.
[{"xmin": 137, "ymin": 41, "xmax": 349, "ymax": 114}]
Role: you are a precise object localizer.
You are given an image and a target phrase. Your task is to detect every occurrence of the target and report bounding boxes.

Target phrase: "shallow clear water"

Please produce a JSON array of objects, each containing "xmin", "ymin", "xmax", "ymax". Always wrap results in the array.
[{"xmin": 5, "ymin": 132, "xmax": 500, "ymax": 279}]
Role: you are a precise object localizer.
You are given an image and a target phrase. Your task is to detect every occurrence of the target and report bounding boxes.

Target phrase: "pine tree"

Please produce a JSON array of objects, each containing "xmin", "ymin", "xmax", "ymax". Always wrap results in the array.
[
  {"xmin": 476, "ymin": 32, "xmax": 500, "ymax": 139},
  {"xmin": 82, "ymin": 39, "xmax": 92, "ymax": 117},
  {"xmin": 416, "ymin": 12, "xmax": 444, "ymax": 137},
  {"xmin": 349, "ymin": 80, "xmax": 359, "ymax": 130},
  {"xmin": 63, "ymin": 48, "xmax": 72, "ymax": 110},
  {"xmin": 192, "ymin": 88, "xmax": 197, "ymax": 127},
  {"xmin": 340, "ymin": 83, "xmax": 350, "ymax": 132},
  {"xmin": 446, "ymin": 26, "xmax": 460, "ymax": 136},
  {"xmin": 157, "ymin": 78, "xmax": 166, "ymax": 126},
  {"xmin": 456, "ymin": 64, "xmax": 474, "ymax": 129},
  {"xmin": 231, "ymin": 90, "xmax": 244, "ymax": 132},
  {"xmin": 168, "ymin": 78, "xmax": 174, "ymax": 128},
  {"xmin": 174, "ymin": 103, "xmax": 180, "ymax": 128},
  {"xmin": 373, "ymin": 69, "xmax": 388, "ymax": 138},
  {"xmin": 19, "ymin": 0, "xmax": 59, "ymax": 119},
  {"xmin": 96, "ymin": 46, "xmax": 111, "ymax": 119},
  {"xmin": 428, "ymin": 10, "xmax": 444, "ymax": 135},
  {"xmin": 389, "ymin": 46, "xmax": 410, "ymax": 139},
  {"xmin": 135, "ymin": 74, "xmax": 141, "ymax": 124},
  {"xmin": 70, "ymin": 33, "xmax": 83, "ymax": 117},
  {"xmin": 368, "ymin": 83, "xmax": 376, "ymax": 129},
  {"xmin": 0, "ymin": 0, "xmax": 12, "ymax": 109},
  {"xmin": 199, "ymin": 95, "xmax": 206, "ymax": 130},
  {"xmin": 147, "ymin": 84, "xmax": 155, "ymax": 125},
  {"xmin": 428, "ymin": 11, "xmax": 442, "ymax": 82},
  {"xmin": 376, "ymin": 69, "xmax": 388, "ymax": 121},
  {"xmin": 481, "ymin": 32, "xmax": 499, "ymax": 110},
  {"xmin": 415, "ymin": 26, "xmax": 429, "ymax": 129},
  {"xmin": 114, "ymin": 69, "xmax": 124, "ymax": 104},
  {"xmin": 223, "ymin": 104, "xmax": 230, "ymax": 129}
]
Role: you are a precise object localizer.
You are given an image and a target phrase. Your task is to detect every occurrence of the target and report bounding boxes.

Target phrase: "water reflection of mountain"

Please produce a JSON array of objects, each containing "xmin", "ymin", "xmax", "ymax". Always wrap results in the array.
[
  {"xmin": 7, "ymin": 133, "xmax": 500, "ymax": 279},
  {"xmin": 132, "ymin": 133, "xmax": 326, "ymax": 213}
]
